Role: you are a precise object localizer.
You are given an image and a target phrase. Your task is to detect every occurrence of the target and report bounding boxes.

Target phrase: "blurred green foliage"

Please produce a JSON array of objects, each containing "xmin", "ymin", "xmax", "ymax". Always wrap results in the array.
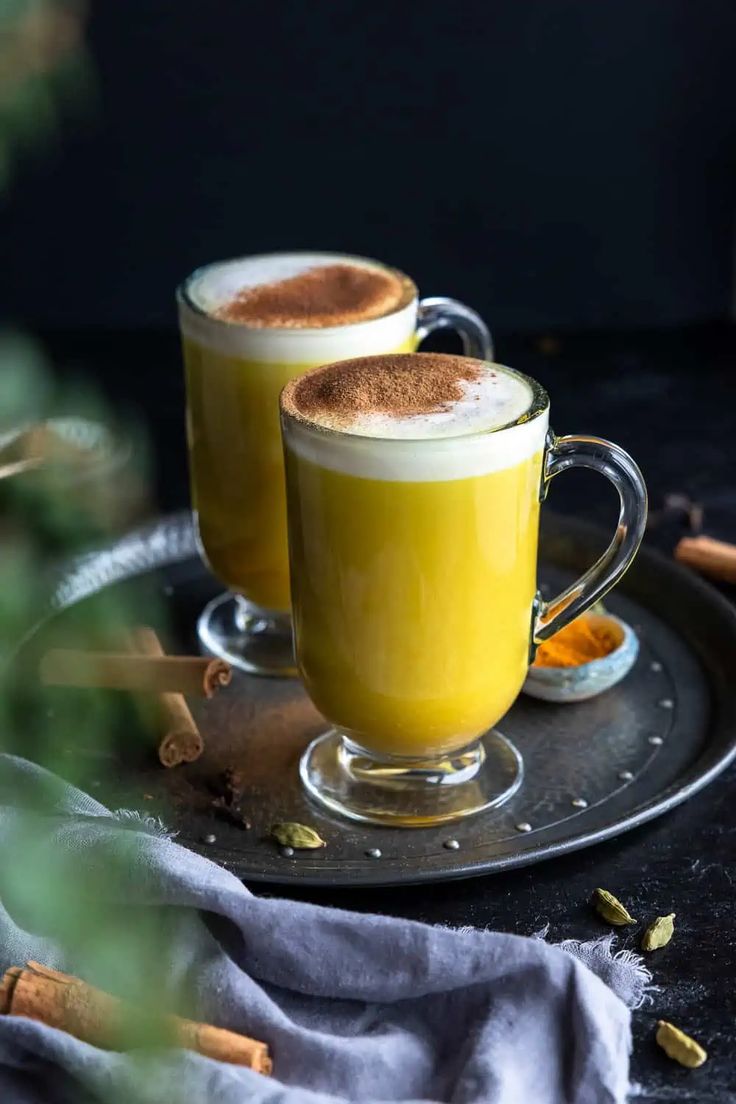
[
  {"xmin": 0, "ymin": 0, "xmax": 94, "ymax": 191},
  {"xmin": 0, "ymin": 347, "xmax": 196, "ymax": 1087},
  {"xmin": 0, "ymin": 8, "xmax": 205, "ymax": 1093},
  {"xmin": 0, "ymin": 336, "xmax": 159, "ymax": 773}
]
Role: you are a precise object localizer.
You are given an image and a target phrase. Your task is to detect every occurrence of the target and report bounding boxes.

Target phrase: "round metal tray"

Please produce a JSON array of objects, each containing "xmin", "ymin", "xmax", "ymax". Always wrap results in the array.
[{"xmin": 7, "ymin": 512, "xmax": 736, "ymax": 887}]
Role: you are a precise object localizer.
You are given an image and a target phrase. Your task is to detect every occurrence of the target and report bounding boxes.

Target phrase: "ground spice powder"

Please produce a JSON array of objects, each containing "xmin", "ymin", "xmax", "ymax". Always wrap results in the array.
[
  {"xmin": 215, "ymin": 263, "xmax": 408, "ymax": 328},
  {"xmin": 533, "ymin": 615, "xmax": 620, "ymax": 668},
  {"xmin": 283, "ymin": 352, "xmax": 486, "ymax": 426}
]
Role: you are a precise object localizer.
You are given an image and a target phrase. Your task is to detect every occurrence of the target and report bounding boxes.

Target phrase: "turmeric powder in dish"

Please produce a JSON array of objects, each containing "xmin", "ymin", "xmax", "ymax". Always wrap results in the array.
[{"xmin": 533, "ymin": 615, "xmax": 620, "ymax": 668}]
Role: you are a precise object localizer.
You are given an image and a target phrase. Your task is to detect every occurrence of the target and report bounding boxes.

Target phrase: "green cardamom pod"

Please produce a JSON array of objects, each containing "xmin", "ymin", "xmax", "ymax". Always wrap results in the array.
[
  {"xmin": 591, "ymin": 888, "xmax": 637, "ymax": 926},
  {"xmin": 271, "ymin": 822, "xmax": 326, "ymax": 849},
  {"xmin": 641, "ymin": 913, "xmax": 676, "ymax": 951},
  {"xmin": 656, "ymin": 1020, "xmax": 707, "ymax": 1068}
]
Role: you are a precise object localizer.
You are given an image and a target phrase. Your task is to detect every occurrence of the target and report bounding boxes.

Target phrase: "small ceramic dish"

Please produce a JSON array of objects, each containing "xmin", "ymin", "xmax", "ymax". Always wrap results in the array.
[{"xmin": 522, "ymin": 613, "xmax": 639, "ymax": 703}]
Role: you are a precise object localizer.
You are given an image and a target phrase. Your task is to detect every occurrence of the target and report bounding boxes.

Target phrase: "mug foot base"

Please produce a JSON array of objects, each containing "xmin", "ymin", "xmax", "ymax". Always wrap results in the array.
[
  {"xmin": 197, "ymin": 593, "xmax": 297, "ymax": 678},
  {"xmin": 300, "ymin": 729, "xmax": 523, "ymax": 827}
]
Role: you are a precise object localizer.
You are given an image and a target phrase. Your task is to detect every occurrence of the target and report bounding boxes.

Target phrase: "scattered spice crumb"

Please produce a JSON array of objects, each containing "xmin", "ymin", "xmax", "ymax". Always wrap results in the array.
[
  {"xmin": 208, "ymin": 768, "xmax": 250, "ymax": 829},
  {"xmin": 647, "ymin": 492, "xmax": 704, "ymax": 534},
  {"xmin": 211, "ymin": 796, "xmax": 251, "ymax": 830}
]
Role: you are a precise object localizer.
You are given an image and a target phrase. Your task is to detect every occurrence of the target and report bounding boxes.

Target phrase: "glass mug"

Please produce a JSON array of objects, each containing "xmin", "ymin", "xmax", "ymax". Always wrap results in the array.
[
  {"xmin": 177, "ymin": 252, "xmax": 492, "ymax": 676},
  {"xmin": 280, "ymin": 356, "xmax": 647, "ymax": 827}
]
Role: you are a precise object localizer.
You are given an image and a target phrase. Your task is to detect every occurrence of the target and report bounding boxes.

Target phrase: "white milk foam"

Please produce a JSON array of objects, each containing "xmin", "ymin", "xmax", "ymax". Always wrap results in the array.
[
  {"xmin": 285, "ymin": 365, "xmax": 550, "ymax": 482},
  {"xmin": 178, "ymin": 252, "xmax": 417, "ymax": 364}
]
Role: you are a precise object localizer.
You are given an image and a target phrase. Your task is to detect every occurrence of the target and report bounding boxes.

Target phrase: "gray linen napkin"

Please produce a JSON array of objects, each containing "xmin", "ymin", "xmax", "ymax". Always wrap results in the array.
[{"xmin": 0, "ymin": 754, "xmax": 634, "ymax": 1104}]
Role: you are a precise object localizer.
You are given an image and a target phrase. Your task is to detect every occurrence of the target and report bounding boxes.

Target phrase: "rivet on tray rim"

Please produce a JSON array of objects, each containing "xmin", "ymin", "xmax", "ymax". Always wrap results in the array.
[
  {"xmin": 365, "ymin": 847, "xmax": 382, "ymax": 859},
  {"xmin": 202, "ymin": 833, "xmax": 217, "ymax": 845},
  {"xmin": 650, "ymin": 660, "xmax": 663, "ymax": 672},
  {"xmin": 515, "ymin": 822, "xmax": 532, "ymax": 833},
  {"xmin": 281, "ymin": 846, "xmax": 295, "ymax": 858},
  {"xmin": 658, "ymin": 698, "xmax": 674, "ymax": 709},
  {"xmin": 618, "ymin": 770, "xmax": 634, "ymax": 782},
  {"xmin": 571, "ymin": 797, "xmax": 588, "ymax": 809},
  {"xmin": 649, "ymin": 735, "xmax": 664, "ymax": 746},
  {"xmin": 443, "ymin": 838, "xmax": 461, "ymax": 851}
]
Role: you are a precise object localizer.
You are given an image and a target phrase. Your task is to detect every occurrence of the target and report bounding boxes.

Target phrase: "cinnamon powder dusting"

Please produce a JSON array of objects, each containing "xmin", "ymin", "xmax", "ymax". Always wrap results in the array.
[
  {"xmin": 283, "ymin": 353, "xmax": 486, "ymax": 425},
  {"xmin": 214, "ymin": 263, "xmax": 409, "ymax": 328}
]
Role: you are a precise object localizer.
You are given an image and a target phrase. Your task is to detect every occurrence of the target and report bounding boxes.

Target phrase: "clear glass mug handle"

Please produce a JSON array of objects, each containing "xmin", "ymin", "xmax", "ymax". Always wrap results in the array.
[
  {"xmin": 416, "ymin": 296, "xmax": 494, "ymax": 360},
  {"xmin": 534, "ymin": 433, "xmax": 648, "ymax": 644}
]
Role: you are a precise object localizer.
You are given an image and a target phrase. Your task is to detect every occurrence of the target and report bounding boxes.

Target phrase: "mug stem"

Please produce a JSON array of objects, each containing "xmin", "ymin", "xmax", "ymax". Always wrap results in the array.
[
  {"xmin": 197, "ymin": 592, "xmax": 296, "ymax": 677},
  {"xmin": 299, "ymin": 728, "xmax": 523, "ymax": 827}
]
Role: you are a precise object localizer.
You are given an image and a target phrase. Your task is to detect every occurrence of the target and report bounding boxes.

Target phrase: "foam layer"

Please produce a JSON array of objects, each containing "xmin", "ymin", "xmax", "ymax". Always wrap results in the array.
[
  {"xmin": 178, "ymin": 252, "xmax": 418, "ymax": 364},
  {"xmin": 282, "ymin": 356, "xmax": 550, "ymax": 482},
  {"xmin": 283, "ymin": 353, "xmax": 531, "ymax": 438}
]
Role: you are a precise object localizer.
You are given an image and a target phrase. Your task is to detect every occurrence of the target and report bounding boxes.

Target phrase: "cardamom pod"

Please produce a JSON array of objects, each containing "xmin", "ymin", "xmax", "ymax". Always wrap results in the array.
[
  {"xmin": 641, "ymin": 913, "xmax": 675, "ymax": 951},
  {"xmin": 271, "ymin": 822, "xmax": 326, "ymax": 849},
  {"xmin": 591, "ymin": 888, "xmax": 637, "ymax": 926},
  {"xmin": 656, "ymin": 1020, "xmax": 707, "ymax": 1069}
]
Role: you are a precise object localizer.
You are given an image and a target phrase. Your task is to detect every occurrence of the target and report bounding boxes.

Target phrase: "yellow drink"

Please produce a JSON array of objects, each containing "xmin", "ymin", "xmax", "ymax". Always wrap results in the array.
[
  {"xmin": 178, "ymin": 255, "xmax": 491, "ymax": 679},
  {"xmin": 184, "ymin": 337, "xmax": 414, "ymax": 612},
  {"xmin": 284, "ymin": 449, "xmax": 542, "ymax": 757},
  {"xmin": 179, "ymin": 253, "xmax": 421, "ymax": 615},
  {"xmin": 281, "ymin": 352, "xmax": 646, "ymax": 825}
]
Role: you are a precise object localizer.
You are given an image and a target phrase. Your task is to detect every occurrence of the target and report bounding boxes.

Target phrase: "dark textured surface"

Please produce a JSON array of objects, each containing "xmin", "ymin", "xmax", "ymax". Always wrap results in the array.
[
  {"xmin": 13, "ymin": 516, "xmax": 733, "ymax": 896},
  {"xmin": 37, "ymin": 323, "xmax": 736, "ymax": 1100}
]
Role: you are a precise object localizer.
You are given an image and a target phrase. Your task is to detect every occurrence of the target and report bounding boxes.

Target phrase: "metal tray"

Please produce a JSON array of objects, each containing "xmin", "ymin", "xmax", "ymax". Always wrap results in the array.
[{"xmin": 7, "ymin": 512, "xmax": 736, "ymax": 887}]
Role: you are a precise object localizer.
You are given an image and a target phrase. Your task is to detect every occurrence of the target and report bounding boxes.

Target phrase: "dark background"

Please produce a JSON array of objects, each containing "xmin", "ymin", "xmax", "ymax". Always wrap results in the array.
[
  {"xmin": 1, "ymin": 0, "xmax": 736, "ymax": 334},
  {"xmin": 1, "ymin": 7, "xmax": 736, "ymax": 1100}
]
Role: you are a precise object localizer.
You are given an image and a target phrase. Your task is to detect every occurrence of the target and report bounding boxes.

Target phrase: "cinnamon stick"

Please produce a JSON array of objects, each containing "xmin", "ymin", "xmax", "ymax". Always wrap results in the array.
[
  {"xmin": 39, "ymin": 649, "xmax": 231, "ymax": 698},
  {"xmin": 0, "ymin": 962, "xmax": 272, "ymax": 1074},
  {"xmin": 128, "ymin": 627, "xmax": 205, "ymax": 767},
  {"xmin": 674, "ymin": 535, "xmax": 736, "ymax": 584}
]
